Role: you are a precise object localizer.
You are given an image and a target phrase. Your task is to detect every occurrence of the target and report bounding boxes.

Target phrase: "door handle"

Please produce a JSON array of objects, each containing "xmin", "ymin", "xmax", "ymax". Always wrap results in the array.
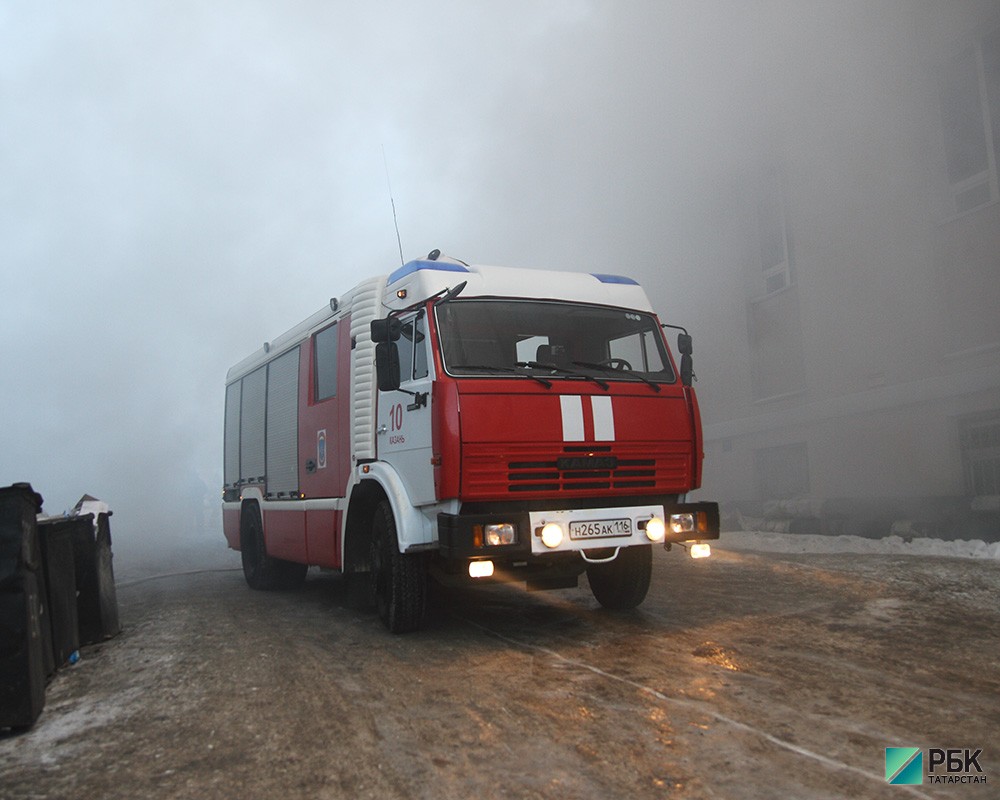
[
  {"xmin": 305, "ymin": 459, "xmax": 317, "ymax": 473},
  {"xmin": 406, "ymin": 391, "xmax": 428, "ymax": 411}
]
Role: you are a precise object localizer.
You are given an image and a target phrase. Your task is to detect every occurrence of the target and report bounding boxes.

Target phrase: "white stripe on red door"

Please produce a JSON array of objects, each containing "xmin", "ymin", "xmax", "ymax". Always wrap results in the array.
[
  {"xmin": 591, "ymin": 396, "xmax": 615, "ymax": 441},
  {"xmin": 559, "ymin": 395, "xmax": 585, "ymax": 441},
  {"xmin": 559, "ymin": 395, "xmax": 615, "ymax": 442}
]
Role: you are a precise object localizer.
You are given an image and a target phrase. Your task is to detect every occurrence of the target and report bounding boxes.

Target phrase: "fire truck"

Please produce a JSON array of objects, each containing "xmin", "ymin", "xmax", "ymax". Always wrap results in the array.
[{"xmin": 223, "ymin": 253, "xmax": 719, "ymax": 632}]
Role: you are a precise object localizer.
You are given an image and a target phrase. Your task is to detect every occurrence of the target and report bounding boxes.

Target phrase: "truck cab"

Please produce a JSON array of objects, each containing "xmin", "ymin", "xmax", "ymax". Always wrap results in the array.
[{"xmin": 368, "ymin": 257, "xmax": 718, "ymax": 629}]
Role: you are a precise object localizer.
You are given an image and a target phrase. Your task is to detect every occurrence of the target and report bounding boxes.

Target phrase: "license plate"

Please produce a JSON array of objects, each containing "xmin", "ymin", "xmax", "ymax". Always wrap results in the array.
[{"xmin": 568, "ymin": 518, "xmax": 632, "ymax": 540}]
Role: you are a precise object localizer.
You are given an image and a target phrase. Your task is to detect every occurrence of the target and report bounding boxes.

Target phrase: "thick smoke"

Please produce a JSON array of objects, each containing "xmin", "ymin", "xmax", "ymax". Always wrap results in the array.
[{"xmin": 1, "ymin": 1, "xmax": 989, "ymax": 566}]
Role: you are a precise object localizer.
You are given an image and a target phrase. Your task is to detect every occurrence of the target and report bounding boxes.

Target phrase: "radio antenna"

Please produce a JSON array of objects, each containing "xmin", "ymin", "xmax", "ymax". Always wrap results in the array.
[{"xmin": 381, "ymin": 145, "xmax": 405, "ymax": 266}]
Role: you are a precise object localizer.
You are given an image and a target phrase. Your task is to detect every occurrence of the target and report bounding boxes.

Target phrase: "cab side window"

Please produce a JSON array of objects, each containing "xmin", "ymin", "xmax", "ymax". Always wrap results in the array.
[
  {"xmin": 397, "ymin": 313, "xmax": 429, "ymax": 382},
  {"xmin": 413, "ymin": 314, "xmax": 428, "ymax": 379},
  {"xmin": 397, "ymin": 320, "xmax": 415, "ymax": 383},
  {"xmin": 314, "ymin": 322, "xmax": 338, "ymax": 401}
]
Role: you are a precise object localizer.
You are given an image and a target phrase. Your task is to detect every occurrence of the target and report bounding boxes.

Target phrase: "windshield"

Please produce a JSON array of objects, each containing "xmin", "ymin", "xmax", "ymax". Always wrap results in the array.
[{"xmin": 435, "ymin": 299, "xmax": 675, "ymax": 384}]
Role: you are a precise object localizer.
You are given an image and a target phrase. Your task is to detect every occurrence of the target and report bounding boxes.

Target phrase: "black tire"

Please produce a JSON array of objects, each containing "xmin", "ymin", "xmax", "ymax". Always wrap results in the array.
[
  {"xmin": 240, "ymin": 504, "xmax": 307, "ymax": 591},
  {"xmin": 343, "ymin": 571, "xmax": 375, "ymax": 611},
  {"xmin": 370, "ymin": 500, "xmax": 426, "ymax": 633},
  {"xmin": 586, "ymin": 544, "xmax": 652, "ymax": 610}
]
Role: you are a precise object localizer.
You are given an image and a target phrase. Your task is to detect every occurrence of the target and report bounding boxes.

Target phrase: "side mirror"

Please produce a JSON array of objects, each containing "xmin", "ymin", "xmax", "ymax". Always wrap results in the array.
[
  {"xmin": 677, "ymin": 333, "xmax": 692, "ymax": 356},
  {"xmin": 375, "ymin": 341, "xmax": 400, "ymax": 391},
  {"xmin": 371, "ymin": 317, "xmax": 402, "ymax": 343}
]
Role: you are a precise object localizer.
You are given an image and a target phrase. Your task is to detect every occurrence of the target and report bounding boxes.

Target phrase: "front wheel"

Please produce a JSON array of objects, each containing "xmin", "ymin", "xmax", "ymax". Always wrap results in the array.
[
  {"xmin": 370, "ymin": 500, "xmax": 426, "ymax": 633},
  {"xmin": 586, "ymin": 544, "xmax": 652, "ymax": 610}
]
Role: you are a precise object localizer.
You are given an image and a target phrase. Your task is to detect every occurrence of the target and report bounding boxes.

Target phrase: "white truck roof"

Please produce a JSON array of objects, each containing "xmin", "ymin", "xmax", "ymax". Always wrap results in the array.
[
  {"xmin": 384, "ymin": 257, "xmax": 654, "ymax": 313},
  {"xmin": 226, "ymin": 258, "xmax": 655, "ymax": 383}
]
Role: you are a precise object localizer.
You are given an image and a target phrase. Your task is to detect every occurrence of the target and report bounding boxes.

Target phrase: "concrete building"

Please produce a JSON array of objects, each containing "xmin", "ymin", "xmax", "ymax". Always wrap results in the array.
[{"xmin": 686, "ymin": 1, "xmax": 1000, "ymax": 539}]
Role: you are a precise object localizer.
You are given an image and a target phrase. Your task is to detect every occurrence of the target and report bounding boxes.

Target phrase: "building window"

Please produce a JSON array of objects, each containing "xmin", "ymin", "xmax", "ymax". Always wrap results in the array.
[
  {"xmin": 756, "ymin": 170, "xmax": 794, "ymax": 297},
  {"xmin": 960, "ymin": 412, "xmax": 1000, "ymax": 497},
  {"xmin": 939, "ymin": 27, "xmax": 1000, "ymax": 216},
  {"xmin": 754, "ymin": 442, "xmax": 810, "ymax": 500},
  {"xmin": 743, "ymin": 160, "xmax": 806, "ymax": 402},
  {"xmin": 747, "ymin": 287, "xmax": 807, "ymax": 401}
]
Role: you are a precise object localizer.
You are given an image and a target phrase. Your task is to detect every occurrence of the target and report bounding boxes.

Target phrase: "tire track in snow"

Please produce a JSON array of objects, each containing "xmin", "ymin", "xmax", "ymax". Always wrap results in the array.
[{"xmin": 457, "ymin": 614, "xmax": 937, "ymax": 800}]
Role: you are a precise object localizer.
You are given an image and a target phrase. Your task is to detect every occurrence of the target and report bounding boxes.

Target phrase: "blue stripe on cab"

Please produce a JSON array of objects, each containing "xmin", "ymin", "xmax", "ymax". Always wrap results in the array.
[
  {"xmin": 388, "ymin": 260, "xmax": 470, "ymax": 284},
  {"xmin": 590, "ymin": 273, "xmax": 639, "ymax": 285}
]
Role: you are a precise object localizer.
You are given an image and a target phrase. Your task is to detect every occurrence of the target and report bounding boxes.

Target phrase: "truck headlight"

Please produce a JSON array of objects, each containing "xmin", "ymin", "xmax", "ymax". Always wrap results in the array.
[
  {"xmin": 540, "ymin": 522, "xmax": 563, "ymax": 549},
  {"xmin": 670, "ymin": 513, "xmax": 696, "ymax": 535},
  {"xmin": 644, "ymin": 517, "xmax": 666, "ymax": 542},
  {"xmin": 469, "ymin": 560, "xmax": 495, "ymax": 578},
  {"xmin": 485, "ymin": 523, "xmax": 515, "ymax": 546},
  {"xmin": 690, "ymin": 543, "xmax": 711, "ymax": 559}
]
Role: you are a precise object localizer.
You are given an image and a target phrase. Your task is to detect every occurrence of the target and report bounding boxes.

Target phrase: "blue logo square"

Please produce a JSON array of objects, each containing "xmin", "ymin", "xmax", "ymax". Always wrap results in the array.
[{"xmin": 886, "ymin": 747, "xmax": 923, "ymax": 785}]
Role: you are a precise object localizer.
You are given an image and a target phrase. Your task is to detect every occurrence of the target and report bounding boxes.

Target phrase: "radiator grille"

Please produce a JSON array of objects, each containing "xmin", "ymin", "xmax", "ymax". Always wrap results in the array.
[{"xmin": 462, "ymin": 442, "xmax": 691, "ymax": 500}]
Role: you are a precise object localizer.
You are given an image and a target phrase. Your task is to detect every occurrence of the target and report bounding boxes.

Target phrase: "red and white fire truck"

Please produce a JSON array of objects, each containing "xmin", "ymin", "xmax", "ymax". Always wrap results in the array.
[{"xmin": 223, "ymin": 253, "xmax": 719, "ymax": 632}]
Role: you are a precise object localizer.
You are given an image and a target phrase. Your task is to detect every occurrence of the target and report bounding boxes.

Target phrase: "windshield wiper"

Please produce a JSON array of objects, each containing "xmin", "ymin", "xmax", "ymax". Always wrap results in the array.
[
  {"xmin": 516, "ymin": 361, "xmax": 609, "ymax": 390},
  {"xmin": 571, "ymin": 361, "xmax": 662, "ymax": 392},
  {"xmin": 449, "ymin": 364, "xmax": 552, "ymax": 389}
]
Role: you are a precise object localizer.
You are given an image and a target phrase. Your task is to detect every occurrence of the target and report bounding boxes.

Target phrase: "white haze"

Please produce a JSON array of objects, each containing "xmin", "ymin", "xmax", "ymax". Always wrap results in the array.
[{"xmin": 0, "ymin": 1, "xmax": 984, "ymax": 563}]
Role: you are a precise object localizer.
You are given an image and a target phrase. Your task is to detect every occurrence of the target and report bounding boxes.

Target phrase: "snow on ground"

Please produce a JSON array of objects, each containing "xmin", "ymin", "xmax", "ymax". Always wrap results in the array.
[{"xmin": 717, "ymin": 529, "xmax": 1000, "ymax": 560}]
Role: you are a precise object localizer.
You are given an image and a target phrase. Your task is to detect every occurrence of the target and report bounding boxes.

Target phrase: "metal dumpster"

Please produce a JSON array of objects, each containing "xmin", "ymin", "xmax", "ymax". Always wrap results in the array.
[
  {"xmin": 36, "ymin": 517, "xmax": 81, "ymax": 668},
  {"xmin": 0, "ymin": 483, "xmax": 46, "ymax": 730},
  {"xmin": 71, "ymin": 511, "xmax": 120, "ymax": 645}
]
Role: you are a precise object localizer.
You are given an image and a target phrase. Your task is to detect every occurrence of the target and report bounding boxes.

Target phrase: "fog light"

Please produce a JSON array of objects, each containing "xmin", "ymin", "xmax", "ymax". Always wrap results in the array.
[
  {"xmin": 670, "ymin": 513, "xmax": 696, "ymax": 535},
  {"xmin": 690, "ymin": 543, "xmax": 711, "ymax": 559},
  {"xmin": 485, "ymin": 523, "xmax": 515, "ymax": 546},
  {"xmin": 469, "ymin": 560, "xmax": 495, "ymax": 578},
  {"xmin": 645, "ymin": 517, "xmax": 666, "ymax": 542},
  {"xmin": 540, "ymin": 522, "xmax": 563, "ymax": 549}
]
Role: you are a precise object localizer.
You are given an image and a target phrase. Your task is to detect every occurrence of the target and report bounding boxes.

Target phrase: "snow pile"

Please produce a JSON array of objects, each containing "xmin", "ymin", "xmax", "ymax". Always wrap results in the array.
[
  {"xmin": 73, "ymin": 494, "xmax": 110, "ymax": 519},
  {"xmin": 718, "ymin": 530, "xmax": 1000, "ymax": 560}
]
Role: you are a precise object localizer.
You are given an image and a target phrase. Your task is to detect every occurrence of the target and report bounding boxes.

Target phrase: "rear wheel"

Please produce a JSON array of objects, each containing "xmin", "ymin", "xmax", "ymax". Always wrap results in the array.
[
  {"xmin": 371, "ymin": 500, "xmax": 426, "ymax": 633},
  {"xmin": 586, "ymin": 544, "xmax": 652, "ymax": 610},
  {"xmin": 240, "ymin": 504, "xmax": 307, "ymax": 591}
]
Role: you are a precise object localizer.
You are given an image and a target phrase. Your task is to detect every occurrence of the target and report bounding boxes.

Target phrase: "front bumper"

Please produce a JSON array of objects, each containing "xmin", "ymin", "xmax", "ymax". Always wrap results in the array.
[{"xmin": 436, "ymin": 500, "xmax": 719, "ymax": 561}]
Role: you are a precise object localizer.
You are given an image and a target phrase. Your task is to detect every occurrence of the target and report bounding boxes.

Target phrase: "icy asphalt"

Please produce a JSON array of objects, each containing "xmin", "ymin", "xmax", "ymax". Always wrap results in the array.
[{"xmin": 1, "ymin": 531, "xmax": 997, "ymax": 799}]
